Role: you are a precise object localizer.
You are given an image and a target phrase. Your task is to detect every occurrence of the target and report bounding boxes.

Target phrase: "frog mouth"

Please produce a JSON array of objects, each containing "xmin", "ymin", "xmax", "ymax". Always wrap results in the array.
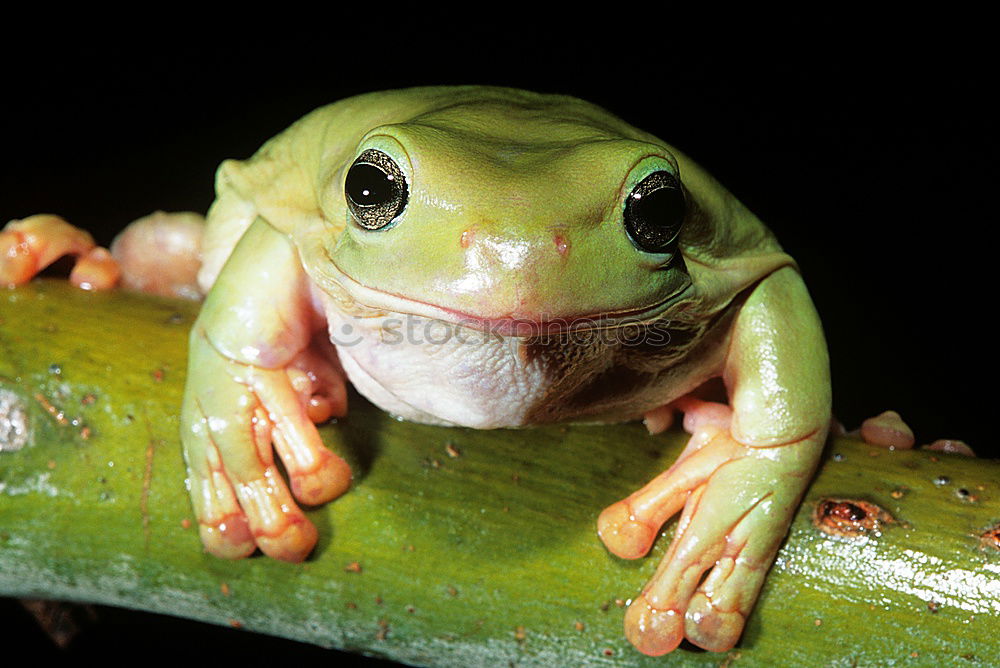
[{"xmin": 324, "ymin": 260, "xmax": 684, "ymax": 338}]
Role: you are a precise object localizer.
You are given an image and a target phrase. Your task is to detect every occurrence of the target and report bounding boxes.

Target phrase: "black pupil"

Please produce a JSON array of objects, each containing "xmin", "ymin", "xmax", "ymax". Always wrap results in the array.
[
  {"xmin": 634, "ymin": 187, "xmax": 684, "ymax": 240},
  {"xmin": 346, "ymin": 163, "xmax": 394, "ymax": 206}
]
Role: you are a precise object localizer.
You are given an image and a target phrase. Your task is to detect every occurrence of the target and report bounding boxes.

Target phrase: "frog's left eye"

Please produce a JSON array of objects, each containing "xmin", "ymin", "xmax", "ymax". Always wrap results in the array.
[
  {"xmin": 623, "ymin": 171, "xmax": 686, "ymax": 253},
  {"xmin": 345, "ymin": 149, "xmax": 408, "ymax": 230}
]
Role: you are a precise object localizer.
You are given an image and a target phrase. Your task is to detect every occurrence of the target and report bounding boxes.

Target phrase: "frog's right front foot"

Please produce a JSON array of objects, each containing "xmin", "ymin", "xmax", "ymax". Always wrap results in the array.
[
  {"xmin": 1, "ymin": 214, "xmax": 119, "ymax": 289},
  {"xmin": 182, "ymin": 326, "xmax": 352, "ymax": 562}
]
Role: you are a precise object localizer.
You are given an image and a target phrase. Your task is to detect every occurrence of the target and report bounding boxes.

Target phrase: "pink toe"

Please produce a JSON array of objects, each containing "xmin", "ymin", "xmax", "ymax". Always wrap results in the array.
[
  {"xmin": 597, "ymin": 501, "xmax": 657, "ymax": 559},
  {"xmin": 685, "ymin": 593, "xmax": 744, "ymax": 652},
  {"xmin": 624, "ymin": 593, "xmax": 685, "ymax": 656},
  {"xmin": 255, "ymin": 513, "xmax": 318, "ymax": 563},
  {"xmin": 199, "ymin": 513, "xmax": 256, "ymax": 560}
]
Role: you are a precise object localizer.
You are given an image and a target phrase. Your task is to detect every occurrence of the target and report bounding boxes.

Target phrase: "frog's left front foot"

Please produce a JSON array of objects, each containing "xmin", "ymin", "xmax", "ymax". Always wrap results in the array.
[{"xmin": 598, "ymin": 398, "xmax": 821, "ymax": 654}]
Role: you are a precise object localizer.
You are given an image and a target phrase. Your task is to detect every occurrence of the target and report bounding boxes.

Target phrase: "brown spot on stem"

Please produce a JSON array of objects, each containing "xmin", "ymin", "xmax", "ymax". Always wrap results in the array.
[
  {"xmin": 812, "ymin": 498, "xmax": 895, "ymax": 539},
  {"xmin": 980, "ymin": 525, "xmax": 1000, "ymax": 551},
  {"xmin": 344, "ymin": 561, "xmax": 363, "ymax": 573},
  {"xmin": 445, "ymin": 442, "xmax": 461, "ymax": 458}
]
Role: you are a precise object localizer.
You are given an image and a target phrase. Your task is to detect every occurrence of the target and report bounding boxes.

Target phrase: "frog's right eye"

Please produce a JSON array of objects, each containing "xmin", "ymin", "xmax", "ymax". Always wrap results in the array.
[{"xmin": 345, "ymin": 149, "xmax": 408, "ymax": 230}]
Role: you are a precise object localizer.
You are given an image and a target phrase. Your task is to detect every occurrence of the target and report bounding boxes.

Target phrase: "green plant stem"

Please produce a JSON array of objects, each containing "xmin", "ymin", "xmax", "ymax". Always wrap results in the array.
[{"xmin": 1, "ymin": 280, "xmax": 998, "ymax": 666}]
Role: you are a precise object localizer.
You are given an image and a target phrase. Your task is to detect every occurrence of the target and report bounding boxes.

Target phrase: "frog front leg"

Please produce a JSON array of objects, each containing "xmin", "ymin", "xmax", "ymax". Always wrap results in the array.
[
  {"xmin": 598, "ymin": 266, "xmax": 830, "ymax": 654},
  {"xmin": 182, "ymin": 217, "xmax": 352, "ymax": 561}
]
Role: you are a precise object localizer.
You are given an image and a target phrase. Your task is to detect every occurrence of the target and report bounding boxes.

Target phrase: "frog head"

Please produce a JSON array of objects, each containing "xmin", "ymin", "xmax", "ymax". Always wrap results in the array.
[{"xmin": 318, "ymin": 97, "xmax": 694, "ymax": 336}]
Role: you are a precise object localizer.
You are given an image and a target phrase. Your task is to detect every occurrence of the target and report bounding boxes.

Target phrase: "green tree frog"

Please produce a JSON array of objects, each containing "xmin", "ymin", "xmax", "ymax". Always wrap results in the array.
[{"xmin": 0, "ymin": 86, "xmax": 830, "ymax": 655}]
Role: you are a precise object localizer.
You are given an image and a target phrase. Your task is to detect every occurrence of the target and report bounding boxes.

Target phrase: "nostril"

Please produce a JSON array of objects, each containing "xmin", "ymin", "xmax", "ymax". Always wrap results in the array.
[
  {"xmin": 554, "ymin": 234, "xmax": 569, "ymax": 257},
  {"xmin": 460, "ymin": 228, "xmax": 475, "ymax": 249}
]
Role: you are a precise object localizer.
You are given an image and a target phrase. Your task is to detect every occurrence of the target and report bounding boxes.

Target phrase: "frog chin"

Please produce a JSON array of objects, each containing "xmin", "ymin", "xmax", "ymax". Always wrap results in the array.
[{"xmin": 325, "ymin": 261, "xmax": 682, "ymax": 338}]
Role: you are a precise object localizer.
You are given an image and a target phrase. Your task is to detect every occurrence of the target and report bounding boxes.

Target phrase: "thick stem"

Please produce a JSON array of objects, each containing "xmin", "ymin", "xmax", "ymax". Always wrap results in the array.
[{"xmin": 1, "ymin": 280, "xmax": 998, "ymax": 666}]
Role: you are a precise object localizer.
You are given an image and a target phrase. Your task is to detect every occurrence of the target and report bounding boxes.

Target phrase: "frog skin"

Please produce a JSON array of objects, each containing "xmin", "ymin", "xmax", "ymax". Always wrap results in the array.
[{"xmin": 0, "ymin": 86, "xmax": 830, "ymax": 655}]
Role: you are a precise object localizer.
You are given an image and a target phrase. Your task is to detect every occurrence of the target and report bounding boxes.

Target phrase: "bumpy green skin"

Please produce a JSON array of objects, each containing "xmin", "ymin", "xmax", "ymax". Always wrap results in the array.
[{"xmin": 1, "ymin": 281, "xmax": 998, "ymax": 666}]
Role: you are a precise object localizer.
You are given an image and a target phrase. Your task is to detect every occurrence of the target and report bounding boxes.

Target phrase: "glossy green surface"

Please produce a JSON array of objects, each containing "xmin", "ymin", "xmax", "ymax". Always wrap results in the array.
[
  {"xmin": 248, "ymin": 86, "xmax": 784, "ymax": 325},
  {"xmin": 1, "ymin": 280, "xmax": 998, "ymax": 666}
]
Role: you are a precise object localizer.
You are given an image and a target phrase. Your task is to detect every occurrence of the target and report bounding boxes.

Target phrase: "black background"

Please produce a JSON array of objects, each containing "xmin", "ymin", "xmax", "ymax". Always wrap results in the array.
[{"xmin": 2, "ymin": 40, "xmax": 993, "ymax": 662}]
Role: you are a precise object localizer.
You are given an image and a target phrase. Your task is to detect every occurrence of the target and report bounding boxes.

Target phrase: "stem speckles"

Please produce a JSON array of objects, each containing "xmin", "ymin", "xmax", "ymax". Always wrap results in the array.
[{"xmin": 0, "ymin": 387, "xmax": 29, "ymax": 452}]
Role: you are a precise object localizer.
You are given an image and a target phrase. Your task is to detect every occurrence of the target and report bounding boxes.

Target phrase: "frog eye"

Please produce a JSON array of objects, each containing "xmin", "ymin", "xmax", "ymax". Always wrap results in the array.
[
  {"xmin": 623, "ymin": 171, "xmax": 686, "ymax": 253},
  {"xmin": 345, "ymin": 149, "xmax": 408, "ymax": 230}
]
